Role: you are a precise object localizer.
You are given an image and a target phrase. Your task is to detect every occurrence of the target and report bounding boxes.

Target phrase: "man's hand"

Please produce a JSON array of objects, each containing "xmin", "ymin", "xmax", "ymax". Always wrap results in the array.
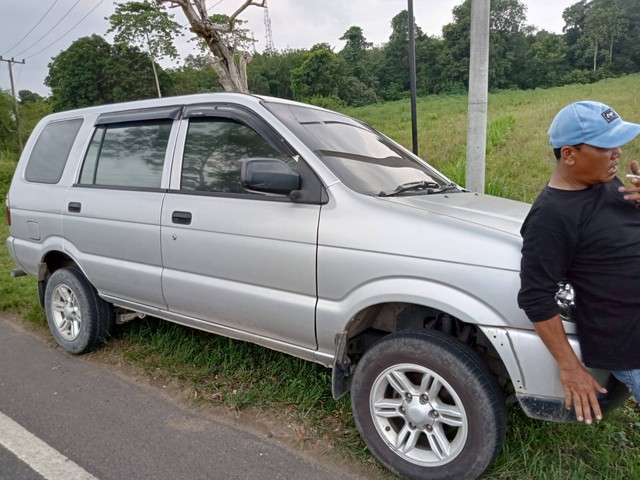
[
  {"xmin": 558, "ymin": 362, "xmax": 607, "ymax": 424},
  {"xmin": 532, "ymin": 315, "xmax": 607, "ymax": 424},
  {"xmin": 620, "ymin": 160, "xmax": 640, "ymax": 202}
]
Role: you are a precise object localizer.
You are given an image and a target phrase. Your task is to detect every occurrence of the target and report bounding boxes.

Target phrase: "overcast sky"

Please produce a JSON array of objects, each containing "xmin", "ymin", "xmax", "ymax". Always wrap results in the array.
[{"xmin": 0, "ymin": 0, "xmax": 577, "ymax": 96}]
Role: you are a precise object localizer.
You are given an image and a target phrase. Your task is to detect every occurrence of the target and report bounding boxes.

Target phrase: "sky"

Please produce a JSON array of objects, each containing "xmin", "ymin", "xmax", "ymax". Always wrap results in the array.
[{"xmin": 0, "ymin": 0, "xmax": 578, "ymax": 96}]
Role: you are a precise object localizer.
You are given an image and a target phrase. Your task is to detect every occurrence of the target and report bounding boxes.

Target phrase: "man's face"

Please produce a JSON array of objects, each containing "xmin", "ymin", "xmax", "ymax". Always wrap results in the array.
[{"xmin": 569, "ymin": 144, "xmax": 622, "ymax": 185}]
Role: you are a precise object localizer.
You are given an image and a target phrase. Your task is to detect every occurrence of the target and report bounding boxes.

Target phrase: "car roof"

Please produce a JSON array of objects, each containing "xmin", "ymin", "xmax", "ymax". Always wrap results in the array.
[{"xmin": 42, "ymin": 93, "xmax": 325, "ymax": 122}]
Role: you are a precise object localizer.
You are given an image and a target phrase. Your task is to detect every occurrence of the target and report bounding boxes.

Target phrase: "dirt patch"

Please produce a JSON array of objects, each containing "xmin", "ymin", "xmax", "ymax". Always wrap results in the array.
[{"xmin": 1, "ymin": 313, "xmax": 388, "ymax": 480}]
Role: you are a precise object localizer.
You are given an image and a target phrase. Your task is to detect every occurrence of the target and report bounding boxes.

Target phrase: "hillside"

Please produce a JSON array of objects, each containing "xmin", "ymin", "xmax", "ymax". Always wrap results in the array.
[{"xmin": 345, "ymin": 73, "xmax": 640, "ymax": 202}]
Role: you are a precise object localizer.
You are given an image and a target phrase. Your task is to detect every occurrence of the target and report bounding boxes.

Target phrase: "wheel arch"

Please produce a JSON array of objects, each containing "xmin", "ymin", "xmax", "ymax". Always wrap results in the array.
[
  {"xmin": 37, "ymin": 250, "xmax": 82, "ymax": 308},
  {"xmin": 330, "ymin": 294, "xmax": 515, "ymax": 401}
]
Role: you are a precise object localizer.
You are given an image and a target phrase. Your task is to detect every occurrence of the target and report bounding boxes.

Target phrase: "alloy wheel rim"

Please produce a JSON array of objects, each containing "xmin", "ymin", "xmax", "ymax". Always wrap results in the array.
[
  {"xmin": 369, "ymin": 363, "xmax": 468, "ymax": 466},
  {"xmin": 51, "ymin": 284, "xmax": 82, "ymax": 341}
]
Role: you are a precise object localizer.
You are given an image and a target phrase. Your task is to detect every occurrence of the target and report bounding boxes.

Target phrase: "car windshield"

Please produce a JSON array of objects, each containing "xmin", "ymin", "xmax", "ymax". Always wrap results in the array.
[{"xmin": 264, "ymin": 102, "xmax": 452, "ymax": 196}]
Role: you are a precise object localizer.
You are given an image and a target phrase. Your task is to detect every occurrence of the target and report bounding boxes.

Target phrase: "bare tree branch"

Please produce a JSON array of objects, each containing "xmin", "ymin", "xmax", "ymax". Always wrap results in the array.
[{"xmin": 155, "ymin": 0, "xmax": 263, "ymax": 92}]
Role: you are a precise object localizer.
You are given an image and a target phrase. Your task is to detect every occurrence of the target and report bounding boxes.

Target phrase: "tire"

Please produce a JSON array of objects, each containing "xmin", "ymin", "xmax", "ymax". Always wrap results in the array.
[
  {"xmin": 351, "ymin": 330, "xmax": 506, "ymax": 480},
  {"xmin": 44, "ymin": 266, "xmax": 115, "ymax": 354}
]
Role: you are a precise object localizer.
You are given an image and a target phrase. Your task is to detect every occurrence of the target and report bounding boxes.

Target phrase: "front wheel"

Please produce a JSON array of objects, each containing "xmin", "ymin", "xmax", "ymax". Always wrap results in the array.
[
  {"xmin": 45, "ymin": 266, "xmax": 114, "ymax": 354},
  {"xmin": 351, "ymin": 330, "xmax": 506, "ymax": 480}
]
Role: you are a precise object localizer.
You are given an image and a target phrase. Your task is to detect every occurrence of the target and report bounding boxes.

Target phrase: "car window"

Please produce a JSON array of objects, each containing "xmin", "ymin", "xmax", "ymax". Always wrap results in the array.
[
  {"xmin": 264, "ymin": 102, "xmax": 448, "ymax": 195},
  {"xmin": 180, "ymin": 117, "xmax": 293, "ymax": 194},
  {"xmin": 25, "ymin": 118, "xmax": 83, "ymax": 184},
  {"xmin": 79, "ymin": 120, "xmax": 172, "ymax": 188}
]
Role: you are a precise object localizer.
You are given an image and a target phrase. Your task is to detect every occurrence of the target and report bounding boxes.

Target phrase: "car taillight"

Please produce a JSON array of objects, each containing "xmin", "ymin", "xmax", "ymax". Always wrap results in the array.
[{"xmin": 5, "ymin": 195, "xmax": 10, "ymax": 226}]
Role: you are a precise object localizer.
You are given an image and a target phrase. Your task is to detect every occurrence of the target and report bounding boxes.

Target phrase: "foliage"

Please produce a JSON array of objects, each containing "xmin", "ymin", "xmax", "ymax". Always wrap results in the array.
[
  {"xmin": 106, "ymin": 0, "xmax": 183, "ymax": 96},
  {"xmin": 18, "ymin": 90, "xmax": 45, "ymax": 105},
  {"xmin": 290, "ymin": 45, "xmax": 345, "ymax": 101},
  {"xmin": 163, "ymin": 55, "xmax": 222, "ymax": 96},
  {"xmin": 45, "ymin": 35, "xmax": 170, "ymax": 111},
  {"xmin": 107, "ymin": 1, "xmax": 182, "ymax": 61},
  {"xmin": 0, "ymin": 91, "xmax": 18, "ymax": 152}
]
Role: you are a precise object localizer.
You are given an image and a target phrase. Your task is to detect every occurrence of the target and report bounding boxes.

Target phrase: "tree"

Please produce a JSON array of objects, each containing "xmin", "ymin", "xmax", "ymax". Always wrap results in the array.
[
  {"xmin": 107, "ymin": 1, "xmax": 183, "ymax": 97},
  {"xmin": 46, "ymin": 35, "xmax": 168, "ymax": 111},
  {"xmin": 583, "ymin": 2, "xmax": 627, "ymax": 69},
  {"xmin": 164, "ymin": 54, "xmax": 222, "ymax": 95},
  {"xmin": 156, "ymin": 0, "xmax": 266, "ymax": 93},
  {"xmin": 46, "ymin": 35, "xmax": 113, "ymax": 110},
  {"xmin": 290, "ymin": 44, "xmax": 344, "ymax": 102},
  {"xmin": 526, "ymin": 31, "xmax": 570, "ymax": 87},
  {"xmin": 381, "ymin": 11, "xmax": 426, "ymax": 98},
  {"xmin": 0, "ymin": 90, "xmax": 18, "ymax": 152},
  {"xmin": 440, "ymin": 0, "xmax": 532, "ymax": 90},
  {"xmin": 19, "ymin": 95, "xmax": 52, "ymax": 141},
  {"xmin": 18, "ymin": 90, "xmax": 45, "ymax": 105},
  {"xmin": 248, "ymin": 49, "xmax": 308, "ymax": 99},
  {"xmin": 339, "ymin": 26, "xmax": 372, "ymax": 78}
]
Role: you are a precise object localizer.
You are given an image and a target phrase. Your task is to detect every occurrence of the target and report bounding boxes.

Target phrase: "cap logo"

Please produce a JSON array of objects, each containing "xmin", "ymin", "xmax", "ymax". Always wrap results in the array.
[{"xmin": 601, "ymin": 108, "xmax": 619, "ymax": 123}]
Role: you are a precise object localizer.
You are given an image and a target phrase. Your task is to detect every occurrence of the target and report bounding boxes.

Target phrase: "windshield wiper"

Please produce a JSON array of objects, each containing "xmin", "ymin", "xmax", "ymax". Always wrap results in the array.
[{"xmin": 379, "ymin": 181, "xmax": 459, "ymax": 197}]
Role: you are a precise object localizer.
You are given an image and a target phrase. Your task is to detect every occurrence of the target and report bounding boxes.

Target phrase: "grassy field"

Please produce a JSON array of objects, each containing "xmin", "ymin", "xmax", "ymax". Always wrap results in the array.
[
  {"xmin": 344, "ymin": 74, "xmax": 640, "ymax": 202},
  {"xmin": 2, "ymin": 76, "xmax": 640, "ymax": 479}
]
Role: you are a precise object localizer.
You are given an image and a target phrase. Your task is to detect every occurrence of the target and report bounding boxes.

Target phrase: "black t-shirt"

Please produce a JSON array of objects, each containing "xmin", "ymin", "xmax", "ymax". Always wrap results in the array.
[{"xmin": 518, "ymin": 178, "xmax": 640, "ymax": 370}]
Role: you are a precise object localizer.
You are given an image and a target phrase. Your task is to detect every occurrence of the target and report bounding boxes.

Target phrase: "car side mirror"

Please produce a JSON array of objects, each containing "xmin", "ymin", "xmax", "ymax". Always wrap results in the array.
[{"xmin": 241, "ymin": 158, "xmax": 300, "ymax": 195}]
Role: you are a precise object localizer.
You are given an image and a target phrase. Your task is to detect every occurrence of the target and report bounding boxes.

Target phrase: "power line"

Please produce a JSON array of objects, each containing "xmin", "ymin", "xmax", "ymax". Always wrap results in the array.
[
  {"xmin": 2, "ymin": 0, "xmax": 62, "ymax": 56},
  {"xmin": 25, "ymin": 0, "xmax": 106, "ymax": 60},
  {"xmin": 13, "ymin": 0, "xmax": 82, "ymax": 58}
]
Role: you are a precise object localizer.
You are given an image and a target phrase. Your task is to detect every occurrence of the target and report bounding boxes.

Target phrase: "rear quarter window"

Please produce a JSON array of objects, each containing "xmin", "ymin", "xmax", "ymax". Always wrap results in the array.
[{"xmin": 24, "ymin": 118, "xmax": 84, "ymax": 184}]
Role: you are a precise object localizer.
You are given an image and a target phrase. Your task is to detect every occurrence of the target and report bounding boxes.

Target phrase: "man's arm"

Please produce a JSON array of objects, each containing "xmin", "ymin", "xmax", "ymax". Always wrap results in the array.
[{"xmin": 533, "ymin": 314, "xmax": 607, "ymax": 424}]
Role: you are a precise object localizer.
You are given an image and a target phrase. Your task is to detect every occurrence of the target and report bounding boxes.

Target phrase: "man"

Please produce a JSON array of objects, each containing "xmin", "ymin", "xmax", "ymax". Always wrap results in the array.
[{"xmin": 518, "ymin": 100, "xmax": 640, "ymax": 425}]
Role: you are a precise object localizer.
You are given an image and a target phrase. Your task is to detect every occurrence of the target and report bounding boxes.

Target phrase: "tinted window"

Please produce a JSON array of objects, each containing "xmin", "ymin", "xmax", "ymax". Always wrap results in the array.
[
  {"xmin": 79, "ymin": 120, "xmax": 172, "ymax": 188},
  {"xmin": 25, "ymin": 118, "xmax": 83, "ymax": 184},
  {"xmin": 181, "ymin": 118, "xmax": 292, "ymax": 194}
]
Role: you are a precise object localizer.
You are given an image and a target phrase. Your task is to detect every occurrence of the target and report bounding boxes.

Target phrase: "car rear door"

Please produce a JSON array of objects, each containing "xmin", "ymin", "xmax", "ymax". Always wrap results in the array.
[{"xmin": 63, "ymin": 107, "xmax": 181, "ymax": 309}]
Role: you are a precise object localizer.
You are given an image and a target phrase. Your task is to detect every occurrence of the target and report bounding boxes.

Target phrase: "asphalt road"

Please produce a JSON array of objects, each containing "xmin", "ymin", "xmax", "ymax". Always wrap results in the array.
[{"xmin": 0, "ymin": 316, "xmax": 367, "ymax": 480}]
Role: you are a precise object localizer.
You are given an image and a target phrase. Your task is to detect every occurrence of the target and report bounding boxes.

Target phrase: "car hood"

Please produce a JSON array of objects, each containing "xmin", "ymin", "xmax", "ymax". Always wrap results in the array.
[{"xmin": 380, "ymin": 191, "xmax": 531, "ymax": 237}]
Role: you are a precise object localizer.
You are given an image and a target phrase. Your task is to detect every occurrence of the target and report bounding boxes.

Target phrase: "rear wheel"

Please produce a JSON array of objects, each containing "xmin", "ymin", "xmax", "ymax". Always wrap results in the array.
[
  {"xmin": 45, "ymin": 267, "xmax": 114, "ymax": 354},
  {"xmin": 351, "ymin": 330, "xmax": 506, "ymax": 480}
]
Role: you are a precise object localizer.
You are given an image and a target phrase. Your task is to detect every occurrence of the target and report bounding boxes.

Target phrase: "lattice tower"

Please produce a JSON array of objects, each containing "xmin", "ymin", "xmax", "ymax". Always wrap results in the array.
[{"xmin": 263, "ymin": 0, "xmax": 275, "ymax": 53}]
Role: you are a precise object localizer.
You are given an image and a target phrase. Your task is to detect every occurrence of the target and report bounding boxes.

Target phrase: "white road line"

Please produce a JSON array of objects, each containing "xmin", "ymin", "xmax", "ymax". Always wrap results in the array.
[{"xmin": 0, "ymin": 411, "xmax": 98, "ymax": 480}]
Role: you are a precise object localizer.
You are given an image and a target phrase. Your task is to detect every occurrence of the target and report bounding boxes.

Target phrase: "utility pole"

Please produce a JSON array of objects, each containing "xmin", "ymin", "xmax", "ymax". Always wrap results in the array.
[
  {"xmin": 0, "ymin": 56, "xmax": 26, "ymax": 152},
  {"xmin": 407, "ymin": 0, "xmax": 418, "ymax": 156},
  {"xmin": 466, "ymin": 0, "xmax": 490, "ymax": 193}
]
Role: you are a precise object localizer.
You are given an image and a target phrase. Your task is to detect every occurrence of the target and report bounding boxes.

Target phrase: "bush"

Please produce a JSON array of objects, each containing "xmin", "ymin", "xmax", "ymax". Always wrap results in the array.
[{"xmin": 0, "ymin": 149, "xmax": 17, "ymax": 198}]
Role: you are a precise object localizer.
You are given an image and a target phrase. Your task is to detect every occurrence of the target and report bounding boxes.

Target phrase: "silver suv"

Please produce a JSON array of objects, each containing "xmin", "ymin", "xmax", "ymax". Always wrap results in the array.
[{"xmin": 5, "ymin": 94, "xmax": 628, "ymax": 480}]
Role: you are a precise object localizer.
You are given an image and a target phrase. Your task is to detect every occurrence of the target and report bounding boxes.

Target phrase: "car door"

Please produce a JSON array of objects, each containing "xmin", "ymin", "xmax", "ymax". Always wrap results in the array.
[
  {"xmin": 63, "ymin": 107, "xmax": 181, "ymax": 309},
  {"xmin": 160, "ymin": 104, "xmax": 323, "ymax": 349}
]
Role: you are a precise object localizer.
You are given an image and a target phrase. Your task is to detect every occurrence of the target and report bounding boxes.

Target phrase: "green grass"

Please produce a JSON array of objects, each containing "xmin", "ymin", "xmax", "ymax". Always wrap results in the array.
[
  {"xmin": 2, "ymin": 75, "xmax": 640, "ymax": 478},
  {"xmin": 0, "ymin": 150, "xmax": 40, "ymax": 321},
  {"xmin": 344, "ymin": 74, "xmax": 640, "ymax": 202}
]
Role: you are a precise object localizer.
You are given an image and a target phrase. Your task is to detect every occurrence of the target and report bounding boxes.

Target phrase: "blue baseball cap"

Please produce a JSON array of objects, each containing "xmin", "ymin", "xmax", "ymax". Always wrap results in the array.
[{"xmin": 548, "ymin": 101, "xmax": 640, "ymax": 148}]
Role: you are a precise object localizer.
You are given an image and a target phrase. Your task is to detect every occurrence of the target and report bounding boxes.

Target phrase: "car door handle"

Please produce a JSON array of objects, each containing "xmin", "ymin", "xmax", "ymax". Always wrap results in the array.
[
  {"xmin": 68, "ymin": 202, "xmax": 81, "ymax": 213},
  {"xmin": 172, "ymin": 211, "xmax": 192, "ymax": 225}
]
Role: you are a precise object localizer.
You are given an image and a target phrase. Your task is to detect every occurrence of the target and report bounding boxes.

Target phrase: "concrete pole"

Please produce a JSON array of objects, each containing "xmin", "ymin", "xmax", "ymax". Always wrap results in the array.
[
  {"xmin": 466, "ymin": 0, "xmax": 490, "ymax": 193},
  {"xmin": 408, "ymin": 0, "xmax": 418, "ymax": 155}
]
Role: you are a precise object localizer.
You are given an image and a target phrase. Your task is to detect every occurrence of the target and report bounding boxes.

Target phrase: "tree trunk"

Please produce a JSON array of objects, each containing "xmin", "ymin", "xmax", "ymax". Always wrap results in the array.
[
  {"xmin": 609, "ymin": 34, "xmax": 614, "ymax": 64},
  {"xmin": 145, "ymin": 32, "xmax": 162, "ymax": 98},
  {"xmin": 159, "ymin": 0, "xmax": 263, "ymax": 93},
  {"xmin": 150, "ymin": 57, "xmax": 162, "ymax": 98},
  {"xmin": 593, "ymin": 38, "xmax": 598, "ymax": 71}
]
